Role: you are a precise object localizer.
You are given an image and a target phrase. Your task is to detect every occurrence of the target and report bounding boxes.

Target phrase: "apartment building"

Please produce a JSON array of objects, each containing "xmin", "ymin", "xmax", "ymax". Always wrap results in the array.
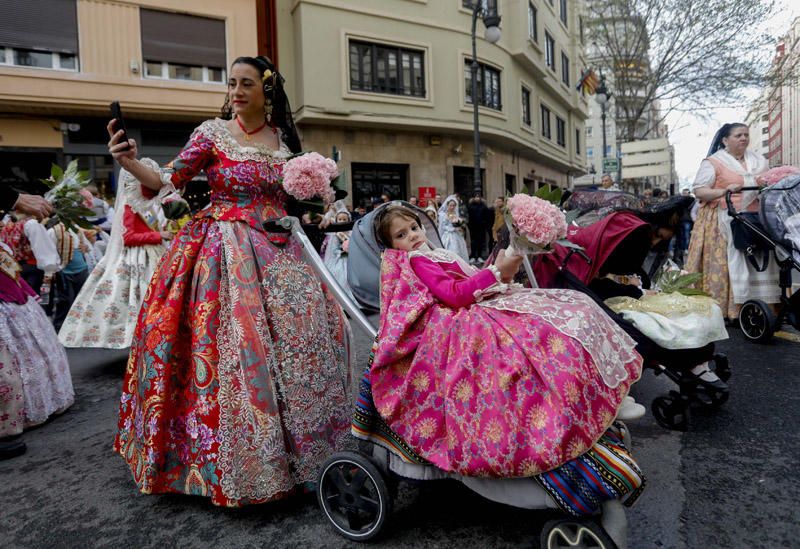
[
  {"xmin": 276, "ymin": 0, "xmax": 590, "ymax": 207},
  {"xmin": 765, "ymin": 18, "xmax": 800, "ymax": 168},
  {"xmin": 0, "ymin": 0, "xmax": 259, "ymax": 195}
]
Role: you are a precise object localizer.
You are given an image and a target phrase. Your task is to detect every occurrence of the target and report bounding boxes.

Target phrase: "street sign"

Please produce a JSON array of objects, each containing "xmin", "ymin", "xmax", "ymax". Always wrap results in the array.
[{"xmin": 602, "ymin": 158, "xmax": 619, "ymax": 173}]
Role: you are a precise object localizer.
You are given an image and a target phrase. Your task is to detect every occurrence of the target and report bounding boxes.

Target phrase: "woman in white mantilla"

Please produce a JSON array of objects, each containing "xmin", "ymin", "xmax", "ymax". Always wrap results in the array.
[{"xmin": 58, "ymin": 158, "xmax": 171, "ymax": 349}]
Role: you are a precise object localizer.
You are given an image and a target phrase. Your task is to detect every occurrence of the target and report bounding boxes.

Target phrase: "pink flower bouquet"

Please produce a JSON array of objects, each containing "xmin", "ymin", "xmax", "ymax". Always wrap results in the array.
[
  {"xmin": 757, "ymin": 165, "xmax": 800, "ymax": 186},
  {"xmin": 281, "ymin": 152, "xmax": 338, "ymax": 203},
  {"xmin": 505, "ymin": 193, "xmax": 569, "ymax": 254}
]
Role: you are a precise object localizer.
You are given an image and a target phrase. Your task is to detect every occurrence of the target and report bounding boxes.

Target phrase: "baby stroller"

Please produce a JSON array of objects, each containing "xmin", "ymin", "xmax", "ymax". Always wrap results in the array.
[
  {"xmin": 726, "ymin": 179, "xmax": 800, "ymax": 343},
  {"xmin": 532, "ymin": 193, "xmax": 731, "ymax": 431},
  {"xmin": 274, "ymin": 202, "xmax": 644, "ymax": 548}
]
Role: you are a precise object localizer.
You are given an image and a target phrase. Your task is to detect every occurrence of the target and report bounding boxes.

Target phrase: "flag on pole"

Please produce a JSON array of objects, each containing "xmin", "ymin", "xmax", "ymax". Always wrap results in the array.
[{"xmin": 576, "ymin": 68, "xmax": 600, "ymax": 95}]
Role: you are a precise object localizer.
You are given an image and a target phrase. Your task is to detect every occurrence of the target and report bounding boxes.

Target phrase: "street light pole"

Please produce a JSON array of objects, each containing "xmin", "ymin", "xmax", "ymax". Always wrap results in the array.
[
  {"xmin": 595, "ymin": 73, "xmax": 611, "ymax": 177},
  {"xmin": 469, "ymin": 0, "xmax": 501, "ymax": 196}
]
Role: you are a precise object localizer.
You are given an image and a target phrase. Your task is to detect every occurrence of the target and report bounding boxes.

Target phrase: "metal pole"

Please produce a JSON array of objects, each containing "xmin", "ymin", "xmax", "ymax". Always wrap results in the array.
[
  {"xmin": 601, "ymin": 104, "xmax": 607, "ymax": 162},
  {"xmin": 471, "ymin": 5, "xmax": 482, "ymax": 194}
]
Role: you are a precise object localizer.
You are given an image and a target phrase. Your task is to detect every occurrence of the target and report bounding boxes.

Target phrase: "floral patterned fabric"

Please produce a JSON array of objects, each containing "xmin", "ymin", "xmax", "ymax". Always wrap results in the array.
[
  {"xmin": 0, "ymin": 294, "xmax": 74, "ymax": 437},
  {"xmin": 114, "ymin": 119, "xmax": 353, "ymax": 507},
  {"xmin": 370, "ymin": 249, "xmax": 642, "ymax": 478},
  {"xmin": 685, "ymin": 204, "xmax": 736, "ymax": 319}
]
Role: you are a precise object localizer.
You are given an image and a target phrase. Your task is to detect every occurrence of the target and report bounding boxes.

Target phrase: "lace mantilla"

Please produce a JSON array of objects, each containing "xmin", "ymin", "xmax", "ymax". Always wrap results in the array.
[
  {"xmin": 198, "ymin": 119, "xmax": 292, "ymax": 163},
  {"xmin": 479, "ymin": 288, "xmax": 641, "ymax": 388}
]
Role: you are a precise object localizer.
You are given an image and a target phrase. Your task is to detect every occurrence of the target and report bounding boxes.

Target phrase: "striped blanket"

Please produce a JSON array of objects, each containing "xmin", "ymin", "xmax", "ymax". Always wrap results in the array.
[{"xmin": 352, "ymin": 352, "xmax": 646, "ymax": 517}]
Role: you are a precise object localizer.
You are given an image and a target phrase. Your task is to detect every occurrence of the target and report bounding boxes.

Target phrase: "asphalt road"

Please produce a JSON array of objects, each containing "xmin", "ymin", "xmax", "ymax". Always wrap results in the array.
[{"xmin": 2, "ymin": 324, "xmax": 798, "ymax": 548}]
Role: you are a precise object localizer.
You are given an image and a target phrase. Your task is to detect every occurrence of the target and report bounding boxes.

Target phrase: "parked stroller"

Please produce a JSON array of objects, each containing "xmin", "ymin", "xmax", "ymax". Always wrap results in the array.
[
  {"xmin": 271, "ymin": 202, "xmax": 645, "ymax": 549},
  {"xmin": 727, "ymin": 178, "xmax": 800, "ymax": 343},
  {"xmin": 530, "ymin": 193, "xmax": 731, "ymax": 431}
]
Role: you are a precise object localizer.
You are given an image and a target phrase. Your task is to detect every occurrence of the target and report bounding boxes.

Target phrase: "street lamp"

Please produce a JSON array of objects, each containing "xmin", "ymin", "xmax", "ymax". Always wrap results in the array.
[
  {"xmin": 469, "ymin": 0, "xmax": 501, "ymax": 195},
  {"xmin": 595, "ymin": 72, "xmax": 611, "ymax": 170}
]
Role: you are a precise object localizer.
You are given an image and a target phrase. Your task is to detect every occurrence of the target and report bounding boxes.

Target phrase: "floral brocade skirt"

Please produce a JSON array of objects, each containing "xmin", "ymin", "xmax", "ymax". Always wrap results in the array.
[
  {"xmin": 0, "ymin": 297, "xmax": 74, "ymax": 437},
  {"xmin": 114, "ymin": 217, "xmax": 354, "ymax": 507},
  {"xmin": 58, "ymin": 244, "xmax": 165, "ymax": 349}
]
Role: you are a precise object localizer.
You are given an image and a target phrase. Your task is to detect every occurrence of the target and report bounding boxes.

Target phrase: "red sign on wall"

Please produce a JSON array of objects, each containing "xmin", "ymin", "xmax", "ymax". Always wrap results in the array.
[{"xmin": 418, "ymin": 186, "xmax": 436, "ymax": 207}]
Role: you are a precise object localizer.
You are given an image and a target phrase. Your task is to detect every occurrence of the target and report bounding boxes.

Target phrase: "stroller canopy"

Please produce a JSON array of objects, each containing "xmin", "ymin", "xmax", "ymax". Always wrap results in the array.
[
  {"xmin": 760, "ymin": 174, "xmax": 800, "ymax": 258},
  {"xmin": 534, "ymin": 211, "xmax": 648, "ymax": 288},
  {"xmin": 347, "ymin": 201, "xmax": 442, "ymax": 311}
]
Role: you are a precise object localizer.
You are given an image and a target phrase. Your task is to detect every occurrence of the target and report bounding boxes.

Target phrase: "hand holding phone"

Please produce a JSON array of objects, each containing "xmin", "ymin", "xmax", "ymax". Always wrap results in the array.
[{"xmin": 109, "ymin": 101, "xmax": 130, "ymax": 150}]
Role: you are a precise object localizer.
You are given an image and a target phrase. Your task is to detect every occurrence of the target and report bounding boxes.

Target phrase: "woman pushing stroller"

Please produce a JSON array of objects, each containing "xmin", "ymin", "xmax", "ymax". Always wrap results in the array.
[{"xmin": 368, "ymin": 204, "xmax": 643, "ymax": 477}]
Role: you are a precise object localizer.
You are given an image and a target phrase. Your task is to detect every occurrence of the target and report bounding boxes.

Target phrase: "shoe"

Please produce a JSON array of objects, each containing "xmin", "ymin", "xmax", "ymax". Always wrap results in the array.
[
  {"xmin": 689, "ymin": 364, "xmax": 728, "ymax": 391},
  {"xmin": 0, "ymin": 439, "xmax": 27, "ymax": 461},
  {"xmin": 616, "ymin": 398, "xmax": 646, "ymax": 421}
]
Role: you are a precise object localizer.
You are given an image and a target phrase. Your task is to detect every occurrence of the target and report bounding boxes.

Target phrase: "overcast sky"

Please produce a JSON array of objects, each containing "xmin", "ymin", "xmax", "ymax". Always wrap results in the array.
[{"xmin": 667, "ymin": 0, "xmax": 800, "ymax": 188}]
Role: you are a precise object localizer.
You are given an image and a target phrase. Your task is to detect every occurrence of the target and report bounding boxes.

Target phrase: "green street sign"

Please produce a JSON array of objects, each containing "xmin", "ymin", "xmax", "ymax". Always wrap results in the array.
[{"xmin": 602, "ymin": 158, "xmax": 619, "ymax": 173}]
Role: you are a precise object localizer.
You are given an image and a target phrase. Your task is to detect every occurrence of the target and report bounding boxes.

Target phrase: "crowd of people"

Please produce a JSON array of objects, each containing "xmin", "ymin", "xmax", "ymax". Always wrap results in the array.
[{"xmin": 0, "ymin": 50, "xmax": 792, "ymax": 543}]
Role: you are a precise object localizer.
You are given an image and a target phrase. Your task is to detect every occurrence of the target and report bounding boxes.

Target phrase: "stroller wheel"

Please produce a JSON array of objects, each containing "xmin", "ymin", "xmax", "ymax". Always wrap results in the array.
[
  {"xmin": 317, "ymin": 451, "xmax": 390, "ymax": 542},
  {"xmin": 739, "ymin": 300, "xmax": 776, "ymax": 343},
  {"xmin": 540, "ymin": 518, "xmax": 616, "ymax": 549},
  {"xmin": 652, "ymin": 395, "xmax": 688, "ymax": 431},
  {"xmin": 695, "ymin": 385, "xmax": 730, "ymax": 409},
  {"xmin": 712, "ymin": 353, "xmax": 731, "ymax": 382}
]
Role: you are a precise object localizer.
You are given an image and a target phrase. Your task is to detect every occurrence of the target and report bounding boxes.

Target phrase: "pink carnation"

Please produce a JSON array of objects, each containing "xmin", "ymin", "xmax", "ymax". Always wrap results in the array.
[
  {"xmin": 758, "ymin": 165, "xmax": 800, "ymax": 186},
  {"xmin": 507, "ymin": 193, "xmax": 567, "ymax": 248},
  {"xmin": 281, "ymin": 152, "xmax": 339, "ymax": 201}
]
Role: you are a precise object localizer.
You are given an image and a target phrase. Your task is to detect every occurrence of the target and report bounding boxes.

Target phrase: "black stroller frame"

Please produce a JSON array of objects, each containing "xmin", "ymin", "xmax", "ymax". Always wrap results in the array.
[
  {"xmin": 265, "ymin": 207, "xmax": 635, "ymax": 549},
  {"xmin": 552, "ymin": 246, "xmax": 731, "ymax": 432},
  {"xmin": 726, "ymin": 186, "xmax": 800, "ymax": 343}
]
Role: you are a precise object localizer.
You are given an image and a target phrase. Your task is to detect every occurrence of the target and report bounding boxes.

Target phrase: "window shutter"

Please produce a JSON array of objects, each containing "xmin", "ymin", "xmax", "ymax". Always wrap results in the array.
[
  {"xmin": 0, "ymin": 0, "xmax": 78, "ymax": 54},
  {"xmin": 141, "ymin": 9, "xmax": 226, "ymax": 68}
]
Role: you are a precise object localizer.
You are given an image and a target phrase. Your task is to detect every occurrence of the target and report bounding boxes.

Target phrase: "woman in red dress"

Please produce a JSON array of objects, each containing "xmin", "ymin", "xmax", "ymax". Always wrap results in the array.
[{"xmin": 107, "ymin": 56, "xmax": 353, "ymax": 507}]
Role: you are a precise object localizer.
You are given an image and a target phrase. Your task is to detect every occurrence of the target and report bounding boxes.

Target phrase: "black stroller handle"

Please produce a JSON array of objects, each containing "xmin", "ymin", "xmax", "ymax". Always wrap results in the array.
[
  {"xmin": 724, "ymin": 186, "xmax": 761, "ymax": 215},
  {"xmin": 560, "ymin": 247, "xmax": 592, "ymax": 269}
]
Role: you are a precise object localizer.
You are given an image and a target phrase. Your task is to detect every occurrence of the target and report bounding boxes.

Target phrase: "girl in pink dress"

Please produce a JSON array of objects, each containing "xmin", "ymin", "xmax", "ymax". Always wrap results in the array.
[{"xmin": 369, "ymin": 205, "xmax": 643, "ymax": 477}]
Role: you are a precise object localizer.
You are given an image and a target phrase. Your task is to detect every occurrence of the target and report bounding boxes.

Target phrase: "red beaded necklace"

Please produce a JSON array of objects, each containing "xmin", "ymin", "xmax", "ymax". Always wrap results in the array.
[{"xmin": 235, "ymin": 116, "xmax": 275, "ymax": 141}]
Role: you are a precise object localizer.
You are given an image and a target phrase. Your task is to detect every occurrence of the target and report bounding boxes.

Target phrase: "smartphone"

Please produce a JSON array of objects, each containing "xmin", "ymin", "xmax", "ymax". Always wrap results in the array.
[{"xmin": 109, "ymin": 101, "xmax": 130, "ymax": 149}]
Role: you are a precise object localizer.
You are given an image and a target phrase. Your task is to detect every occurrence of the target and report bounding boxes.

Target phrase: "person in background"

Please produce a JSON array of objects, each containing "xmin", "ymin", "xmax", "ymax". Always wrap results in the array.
[
  {"xmin": 685, "ymin": 122, "xmax": 778, "ymax": 321},
  {"xmin": 0, "ymin": 188, "xmax": 58, "ymax": 460},
  {"xmin": 600, "ymin": 174, "xmax": 621, "ymax": 191},
  {"xmin": 408, "ymin": 196, "xmax": 418, "ymax": 206},
  {"xmin": 47, "ymin": 222, "xmax": 90, "ymax": 332},
  {"xmin": 0, "ymin": 213, "xmax": 61, "ymax": 297},
  {"xmin": 467, "ymin": 192, "xmax": 489, "ymax": 263},
  {"xmin": 490, "ymin": 196, "xmax": 506, "ymax": 253}
]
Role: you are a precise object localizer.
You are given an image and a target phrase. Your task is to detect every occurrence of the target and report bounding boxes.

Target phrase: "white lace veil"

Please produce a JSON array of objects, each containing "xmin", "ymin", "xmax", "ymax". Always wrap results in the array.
[
  {"xmin": 438, "ymin": 194, "xmax": 461, "ymax": 232},
  {"xmin": 102, "ymin": 158, "xmax": 169, "ymax": 269}
]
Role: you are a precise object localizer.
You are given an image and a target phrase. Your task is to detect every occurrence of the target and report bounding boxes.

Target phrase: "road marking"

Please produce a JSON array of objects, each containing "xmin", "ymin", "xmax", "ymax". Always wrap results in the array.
[{"xmin": 774, "ymin": 330, "xmax": 800, "ymax": 343}]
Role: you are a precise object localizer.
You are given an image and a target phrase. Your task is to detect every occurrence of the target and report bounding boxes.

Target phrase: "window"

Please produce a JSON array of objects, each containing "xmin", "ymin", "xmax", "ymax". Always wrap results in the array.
[
  {"xmin": 465, "ymin": 60, "xmax": 502, "ymax": 110},
  {"xmin": 521, "ymin": 87, "xmax": 531, "ymax": 126},
  {"xmin": 141, "ymin": 9, "xmax": 226, "ymax": 83},
  {"xmin": 462, "ymin": 0, "xmax": 489, "ymax": 9},
  {"xmin": 0, "ymin": 0, "xmax": 79, "ymax": 71},
  {"xmin": 561, "ymin": 52, "xmax": 570, "ymax": 86},
  {"xmin": 762, "ymin": 139, "xmax": 769, "ymax": 148},
  {"xmin": 528, "ymin": 2, "xmax": 538, "ymax": 42},
  {"xmin": 560, "ymin": 0, "xmax": 568, "ymax": 25},
  {"xmin": 556, "ymin": 117, "xmax": 566, "ymax": 146},
  {"xmin": 541, "ymin": 105, "xmax": 551, "ymax": 139},
  {"xmin": 762, "ymin": 126, "xmax": 769, "ymax": 134},
  {"xmin": 576, "ymin": 129, "xmax": 581, "ymax": 154},
  {"xmin": 545, "ymin": 33, "xmax": 556, "ymax": 71},
  {"xmin": 587, "ymin": 146, "xmax": 594, "ymax": 158},
  {"xmin": 586, "ymin": 126, "xmax": 593, "ymax": 137},
  {"xmin": 349, "ymin": 40, "xmax": 426, "ymax": 97}
]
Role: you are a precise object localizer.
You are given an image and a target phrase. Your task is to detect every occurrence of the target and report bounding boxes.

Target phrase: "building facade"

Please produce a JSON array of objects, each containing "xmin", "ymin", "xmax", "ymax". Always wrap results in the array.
[
  {"xmin": 277, "ymin": 0, "xmax": 590, "ymax": 207},
  {"xmin": 0, "ymin": 0, "xmax": 259, "ymax": 195},
  {"xmin": 1, "ymin": 0, "xmax": 590, "ymax": 206},
  {"xmin": 765, "ymin": 18, "xmax": 800, "ymax": 168}
]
